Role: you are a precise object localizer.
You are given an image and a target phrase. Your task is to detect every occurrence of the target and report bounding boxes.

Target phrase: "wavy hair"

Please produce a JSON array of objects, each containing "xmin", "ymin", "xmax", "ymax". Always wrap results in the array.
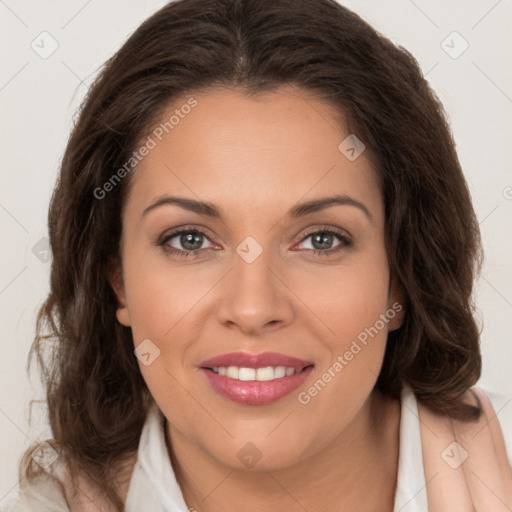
[{"xmin": 20, "ymin": 0, "xmax": 483, "ymax": 509}]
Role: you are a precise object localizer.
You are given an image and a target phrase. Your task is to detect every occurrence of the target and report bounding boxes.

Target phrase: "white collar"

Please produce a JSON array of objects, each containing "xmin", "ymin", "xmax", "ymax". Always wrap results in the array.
[
  {"xmin": 393, "ymin": 384, "xmax": 428, "ymax": 511},
  {"xmin": 125, "ymin": 401, "xmax": 190, "ymax": 511}
]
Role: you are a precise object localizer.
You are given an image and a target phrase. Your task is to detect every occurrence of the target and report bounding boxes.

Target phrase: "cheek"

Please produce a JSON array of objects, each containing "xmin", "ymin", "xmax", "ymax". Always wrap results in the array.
[
  {"xmin": 122, "ymin": 247, "xmax": 205, "ymax": 341},
  {"xmin": 291, "ymin": 252, "xmax": 391, "ymax": 408},
  {"xmin": 292, "ymin": 248, "xmax": 390, "ymax": 347},
  {"xmin": 121, "ymin": 247, "xmax": 218, "ymax": 396},
  {"xmin": 121, "ymin": 250, "xmax": 202, "ymax": 414},
  {"xmin": 329, "ymin": 265, "xmax": 390, "ymax": 347}
]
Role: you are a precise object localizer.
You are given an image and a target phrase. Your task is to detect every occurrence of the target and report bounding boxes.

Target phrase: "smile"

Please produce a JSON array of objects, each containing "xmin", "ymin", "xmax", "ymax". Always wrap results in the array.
[{"xmin": 199, "ymin": 351, "xmax": 315, "ymax": 405}]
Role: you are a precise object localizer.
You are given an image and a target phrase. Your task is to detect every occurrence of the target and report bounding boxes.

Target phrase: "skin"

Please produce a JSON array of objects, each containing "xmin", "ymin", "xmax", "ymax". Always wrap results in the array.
[{"xmin": 112, "ymin": 85, "xmax": 404, "ymax": 512}]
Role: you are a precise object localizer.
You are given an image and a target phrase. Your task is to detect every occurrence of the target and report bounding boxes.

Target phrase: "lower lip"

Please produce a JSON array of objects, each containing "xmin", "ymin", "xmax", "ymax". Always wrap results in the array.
[{"xmin": 200, "ymin": 366, "xmax": 314, "ymax": 405}]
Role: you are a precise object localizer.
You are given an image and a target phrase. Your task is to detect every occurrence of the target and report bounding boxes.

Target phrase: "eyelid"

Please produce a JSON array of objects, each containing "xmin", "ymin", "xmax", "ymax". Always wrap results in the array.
[{"xmin": 297, "ymin": 224, "xmax": 352, "ymax": 243}]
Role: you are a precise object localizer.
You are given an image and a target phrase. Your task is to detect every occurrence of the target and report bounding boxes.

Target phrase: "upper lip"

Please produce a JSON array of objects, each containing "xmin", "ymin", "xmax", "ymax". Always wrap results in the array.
[{"xmin": 199, "ymin": 351, "xmax": 314, "ymax": 370}]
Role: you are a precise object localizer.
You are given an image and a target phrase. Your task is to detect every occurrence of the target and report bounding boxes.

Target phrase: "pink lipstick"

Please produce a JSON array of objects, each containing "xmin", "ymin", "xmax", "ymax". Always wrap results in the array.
[{"xmin": 199, "ymin": 351, "xmax": 314, "ymax": 405}]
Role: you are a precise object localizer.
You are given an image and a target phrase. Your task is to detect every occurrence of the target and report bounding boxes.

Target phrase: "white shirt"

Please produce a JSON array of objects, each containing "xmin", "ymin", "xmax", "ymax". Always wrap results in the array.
[{"xmin": 2, "ymin": 385, "xmax": 511, "ymax": 511}]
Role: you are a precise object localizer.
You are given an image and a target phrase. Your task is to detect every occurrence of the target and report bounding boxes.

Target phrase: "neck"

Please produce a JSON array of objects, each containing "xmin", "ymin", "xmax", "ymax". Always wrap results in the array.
[{"xmin": 166, "ymin": 389, "xmax": 400, "ymax": 512}]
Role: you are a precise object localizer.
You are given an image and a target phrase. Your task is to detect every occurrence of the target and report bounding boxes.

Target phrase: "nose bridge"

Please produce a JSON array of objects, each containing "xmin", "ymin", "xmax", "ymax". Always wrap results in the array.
[
  {"xmin": 236, "ymin": 239, "xmax": 273, "ymax": 292},
  {"xmin": 216, "ymin": 234, "xmax": 292, "ymax": 332}
]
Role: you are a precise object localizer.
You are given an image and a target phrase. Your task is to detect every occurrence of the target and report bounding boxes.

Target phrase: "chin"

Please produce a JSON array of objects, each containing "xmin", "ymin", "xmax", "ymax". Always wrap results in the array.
[{"xmin": 206, "ymin": 435, "xmax": 310, "ymax": 472}]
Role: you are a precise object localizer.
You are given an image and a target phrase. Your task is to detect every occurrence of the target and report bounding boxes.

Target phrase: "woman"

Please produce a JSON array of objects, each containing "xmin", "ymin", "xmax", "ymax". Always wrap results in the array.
[{"xmin": 3, "ymin": 0, "xmax": 511, "ymax": 511}]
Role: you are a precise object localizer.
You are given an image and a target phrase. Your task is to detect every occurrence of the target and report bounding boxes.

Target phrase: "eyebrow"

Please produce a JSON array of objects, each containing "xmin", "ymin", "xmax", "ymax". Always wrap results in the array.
[{"xmin": 142, "ymin": 194, "xmax": 373, "ymax": 223}]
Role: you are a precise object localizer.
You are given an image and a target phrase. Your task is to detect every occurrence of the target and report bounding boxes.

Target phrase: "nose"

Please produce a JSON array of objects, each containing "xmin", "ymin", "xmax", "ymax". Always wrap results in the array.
[{"xmin": 215, "ymin": 244, "xmax": 294, "ymax": 336}]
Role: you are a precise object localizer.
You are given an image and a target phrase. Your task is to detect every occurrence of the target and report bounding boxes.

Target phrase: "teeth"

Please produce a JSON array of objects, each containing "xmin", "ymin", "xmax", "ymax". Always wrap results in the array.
[
  {"xmin": 238, "ymin": 368, "xmax": 256, "ymax": 381},
  {"xmin": 226, "ymin": 366, "xmax": 239, "ymax": 379},
  {"xmin": 211, "ymin": 365, "xmax": 303, "ymax": 381},
  {"xmin": 274, "ymin": 366, "xmax": 286, "ymax": 378},
  {"xmin": 285, "ymin": 367, "xmax": 295, "ymax": 376},
  {"xmin": 255, "ymin": 366, "xmax": 274, "ymax": 381}
]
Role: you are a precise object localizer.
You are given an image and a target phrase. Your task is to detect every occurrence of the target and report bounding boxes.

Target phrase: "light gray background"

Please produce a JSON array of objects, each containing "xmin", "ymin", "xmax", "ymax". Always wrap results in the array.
[{"xmin": 1, "ymin": 0, "xmax": 511, "ymax": 501}]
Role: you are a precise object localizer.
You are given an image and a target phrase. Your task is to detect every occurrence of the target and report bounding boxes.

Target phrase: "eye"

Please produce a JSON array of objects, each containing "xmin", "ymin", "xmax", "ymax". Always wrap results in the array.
[
  {"xmin": 158, "ymin": 227, "xmax": 214, "ymax": 258},
  {"xmin": 294, "ymin": 227, "xmax": 352, "ymax": 256}
]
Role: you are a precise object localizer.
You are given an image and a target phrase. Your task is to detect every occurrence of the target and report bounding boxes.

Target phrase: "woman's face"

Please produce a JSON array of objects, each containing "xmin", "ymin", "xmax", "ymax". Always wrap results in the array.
[{"xmin": 113, "ymin": 85, "xmax": 402, "ymax": 470}]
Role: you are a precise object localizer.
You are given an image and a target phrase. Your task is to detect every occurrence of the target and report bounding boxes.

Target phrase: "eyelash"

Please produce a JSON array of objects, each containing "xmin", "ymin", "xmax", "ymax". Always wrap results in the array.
[{"xmin": 157, "ymin": 225, "xmax": 352, "ymax": 259}]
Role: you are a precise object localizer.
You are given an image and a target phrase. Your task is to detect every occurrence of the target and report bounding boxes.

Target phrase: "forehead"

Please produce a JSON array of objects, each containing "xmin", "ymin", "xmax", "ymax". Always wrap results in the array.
[{"xmin": 125, "ymin": 85, "xmax": 383, "ymax": 224}]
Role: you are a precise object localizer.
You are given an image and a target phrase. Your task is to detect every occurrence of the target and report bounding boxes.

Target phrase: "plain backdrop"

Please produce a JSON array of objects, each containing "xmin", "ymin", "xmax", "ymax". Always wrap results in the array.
[{"xmin": 1, "ymin": 0, "xmax": 511, "ymax": 501}]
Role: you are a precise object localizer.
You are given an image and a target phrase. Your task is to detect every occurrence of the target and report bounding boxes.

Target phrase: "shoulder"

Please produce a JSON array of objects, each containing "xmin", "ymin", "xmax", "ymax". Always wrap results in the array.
[
  {"xmin": 415, "ymin": 384, "xmax": 512, "ymax": 510},
  {"xmin": 417, "ymin": 384, "xmax": 512, "ymax": 468},
  {"xmin": 1, "ymin": 450, "xmax": 138, "ymax": 512},
  {"xmin": 0, "ymin": 472, "xmax": 70, "ymax": 512}
]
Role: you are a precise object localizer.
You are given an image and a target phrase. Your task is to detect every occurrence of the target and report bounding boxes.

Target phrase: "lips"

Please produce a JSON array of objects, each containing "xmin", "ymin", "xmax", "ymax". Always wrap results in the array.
[
  {"xmin": 199, "ymin": 351, "xmax": 314, "ymax": 370},
  {"xmin": 199, "ymin": 351, "xmax": 315, "ymax": 405}
]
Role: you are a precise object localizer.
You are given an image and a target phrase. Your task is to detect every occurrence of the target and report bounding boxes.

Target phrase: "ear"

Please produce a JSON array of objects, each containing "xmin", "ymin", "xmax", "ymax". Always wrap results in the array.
[
  {"xmin": 108, "ymin": 258, "xmax": 131, "ymax": 327},
  {"xmin": 387, "ymin": 274, "xmax": 405, "ymax": 332}
]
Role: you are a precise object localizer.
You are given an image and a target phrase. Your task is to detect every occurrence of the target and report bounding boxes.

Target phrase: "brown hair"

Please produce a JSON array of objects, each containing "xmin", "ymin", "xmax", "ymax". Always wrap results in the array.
[{"xmin": 20, "ymin": 0, "xmax": 483, "ymax": 509}]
